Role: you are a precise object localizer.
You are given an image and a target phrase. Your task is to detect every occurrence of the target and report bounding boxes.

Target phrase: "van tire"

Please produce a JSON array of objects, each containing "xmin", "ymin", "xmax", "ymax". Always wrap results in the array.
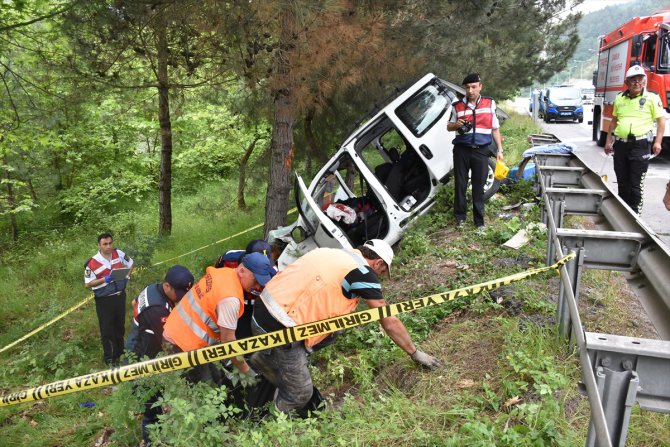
[{"xmin": 483, "ymin": 158, "xmax": 501, "ymax": 201}]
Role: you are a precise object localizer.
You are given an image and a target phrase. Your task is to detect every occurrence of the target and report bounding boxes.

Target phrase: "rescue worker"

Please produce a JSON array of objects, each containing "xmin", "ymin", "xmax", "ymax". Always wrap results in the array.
[
  {"xmin": 605, "ymin": 65, "xmax": 666, "ymax": 214},
  {"xmin": 84, "ymin": 233, "xmax": 134, "ymax": 366},
  {"xmin": 250, "ymin": 239, "xmax": 441, "ymax": 414},
  {"xmin": 125, "ymin": 265, "xmax": 194, "ymax": 447},
  {"xmin": 447, "ymin": 73, "xmax": 504, "ymax": 231},
  {"xmin": 162, "ymin": 252, "xmax": 276, "ymax": 383},
  {"xmin": 214, "ymin": 239, "xmax": 275, "ymax": 339}
]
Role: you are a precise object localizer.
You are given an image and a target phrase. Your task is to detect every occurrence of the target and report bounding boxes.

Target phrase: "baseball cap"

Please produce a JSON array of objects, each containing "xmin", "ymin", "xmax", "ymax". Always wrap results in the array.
[
  {"xmin": 241, "ymin": 252, "xmax": 276, "ymax": 286},
  {"xmin": 462, "ymin": 73, "xmax": 481, "ymax": 85},
  {"xmin": 164, "ymin": 265, "xmax": 194, "ymax": 300},
  {"xmin": 625, "ymin": 65, "xmax": 646, "ymax": 79},
  {"xmin": 245, "ymin": 239, "xmax": 274, "ymax": 263},
  {"xmin": 363, "ymin": 239, "xmax": 394, "ymax": 278}
]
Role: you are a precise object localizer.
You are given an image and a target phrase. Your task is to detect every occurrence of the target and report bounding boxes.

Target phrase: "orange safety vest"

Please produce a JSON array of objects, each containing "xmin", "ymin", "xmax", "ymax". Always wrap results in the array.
[
  {"xmin": 260, "ymin": 248, "xmax": 367, "ymax": 347},
  {"xmin": 452, "ymin": 96, "xmax": 495, "ymax": 147},
  {"xmin": 163, "ymin": 267, "xmax": 244, "ymax": 351}
]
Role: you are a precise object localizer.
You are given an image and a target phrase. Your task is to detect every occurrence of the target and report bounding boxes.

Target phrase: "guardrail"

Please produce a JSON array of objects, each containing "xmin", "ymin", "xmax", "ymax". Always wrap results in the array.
[{"xmin": 531, "ymin": 134, "xmax": 670, "ymax": 447}]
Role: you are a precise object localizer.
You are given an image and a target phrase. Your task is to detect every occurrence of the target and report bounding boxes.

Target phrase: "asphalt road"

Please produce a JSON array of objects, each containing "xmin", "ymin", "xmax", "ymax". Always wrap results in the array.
[{"xmin": 512, "ymin": 98, "xmax": 670, "ymax": 246}]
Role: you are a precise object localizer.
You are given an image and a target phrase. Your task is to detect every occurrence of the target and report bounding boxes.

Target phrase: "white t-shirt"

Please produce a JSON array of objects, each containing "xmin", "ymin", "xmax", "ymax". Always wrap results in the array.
[{"xmin": 216, "ymin": 297, "xmax": 241, "ymax": 330}]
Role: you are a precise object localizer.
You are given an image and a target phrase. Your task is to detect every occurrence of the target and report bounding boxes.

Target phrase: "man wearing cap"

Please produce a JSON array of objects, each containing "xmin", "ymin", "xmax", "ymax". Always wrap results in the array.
[
  {"xmin": 125, "ymin": 265, "xmax": 194, "ymax": 447},
  {"xmin": 605, "ymin": 65, "xmax": 666, "ymax": 214},
  {"xmin": 447, "ymin": 73, "xmax": 504, "ymax": 230},
  {"xmin": 163, "ymin": 252, "xmax": 276, "ymax": 381},
  {"xmin": 250, "ymin": 239, "xmax": 441, "ymax": 414},
  {"xmin": 214, "ymin": 239, "xmax": 277, "ymax": 339}
]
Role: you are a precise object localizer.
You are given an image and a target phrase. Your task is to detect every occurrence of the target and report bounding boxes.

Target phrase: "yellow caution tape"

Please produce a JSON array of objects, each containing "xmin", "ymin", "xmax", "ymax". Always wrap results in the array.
[
  {"xmin": 0, "ymin": 252, "xmax": 574, "ymax": 407},
  {"xmin": 0, "ymin": 208, "xmax": 298, "ymax": 354}
]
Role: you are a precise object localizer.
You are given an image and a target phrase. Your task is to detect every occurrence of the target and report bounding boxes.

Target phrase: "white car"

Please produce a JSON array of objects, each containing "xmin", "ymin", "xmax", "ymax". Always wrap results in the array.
[{"xmin": 270, "ymin": 73, "xmax": 507, "ymax": 269}]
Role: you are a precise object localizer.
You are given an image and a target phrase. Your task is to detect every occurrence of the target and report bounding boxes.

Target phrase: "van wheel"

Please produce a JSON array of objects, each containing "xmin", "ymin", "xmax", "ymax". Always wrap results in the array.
[
  {"xmin": 578, "ymin": 118, "xmax": 583, "ymax": 123},
  {"xmin": 483, "ymin": 158, "xmax": 501, "ymax": 201}
]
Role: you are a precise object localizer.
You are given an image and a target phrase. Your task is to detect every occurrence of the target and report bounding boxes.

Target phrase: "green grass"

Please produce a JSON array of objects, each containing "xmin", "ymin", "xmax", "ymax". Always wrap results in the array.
[{"xmin": 1, "ymin": 114, "xmax": 668, "ymax": 446}]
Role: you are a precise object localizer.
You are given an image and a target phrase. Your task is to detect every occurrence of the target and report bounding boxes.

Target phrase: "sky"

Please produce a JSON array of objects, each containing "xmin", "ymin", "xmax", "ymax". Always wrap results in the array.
[{"xmin": 572, "ymin": 0, "xmax": 636, "ymax": 14}]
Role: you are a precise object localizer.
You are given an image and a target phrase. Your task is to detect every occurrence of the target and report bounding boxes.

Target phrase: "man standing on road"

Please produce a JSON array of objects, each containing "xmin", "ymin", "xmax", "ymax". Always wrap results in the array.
[
  {"xmin": 447, "ymin": 73, "xmax": 504, "ymax": 231},
  {"xmin": 605, "ymin": 65, "xmax": 666, "ymax": 214},
  {"xmin": 84, "ymin": 233, "xmax": 134, "ymax": 366},
  {"xmin": 250, "ymin": 240, "xmax": 441, "ymax": 414}
]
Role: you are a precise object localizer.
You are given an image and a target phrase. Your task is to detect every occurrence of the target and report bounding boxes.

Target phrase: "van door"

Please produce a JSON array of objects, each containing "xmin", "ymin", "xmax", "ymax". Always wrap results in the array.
[{"xmin": 294, "ymin": 174, "xmax": 352, "ymax": 251}]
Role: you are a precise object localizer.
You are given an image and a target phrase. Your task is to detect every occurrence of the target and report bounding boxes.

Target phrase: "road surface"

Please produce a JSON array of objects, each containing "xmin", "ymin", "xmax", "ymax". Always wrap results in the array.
[{"xmin": 512, "ymin": 98, "xmax": 669, "ymax": 246}]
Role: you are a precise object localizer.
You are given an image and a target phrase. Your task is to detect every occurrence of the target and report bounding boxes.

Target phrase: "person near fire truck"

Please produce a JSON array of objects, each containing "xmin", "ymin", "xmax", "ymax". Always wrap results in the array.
[{"xmin": 605, "ymin": 65, "xmax": 666, "ymax": 214}]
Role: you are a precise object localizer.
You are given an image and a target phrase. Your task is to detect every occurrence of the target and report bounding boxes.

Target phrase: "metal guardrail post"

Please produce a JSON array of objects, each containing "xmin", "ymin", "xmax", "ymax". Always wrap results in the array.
[
  {"xmin": 557, "ymin": 248, "xmax": 584, "ymax": 340},
  {"xmin": 585, "ymin": 368, "xmax": 639, "ymax": 447}
]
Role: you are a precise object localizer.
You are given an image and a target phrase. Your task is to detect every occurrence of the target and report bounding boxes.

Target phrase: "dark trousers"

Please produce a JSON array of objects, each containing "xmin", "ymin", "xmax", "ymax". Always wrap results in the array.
[
  {"xmin": 142, "ymin": 393, "xmax": 163, "ymax": 446},
  {"xmin": 613, "ymin": 139, "xmax": 650, "ymax": 214},
  {"xmin": 453, "ymin": 145, "xmax": 489, "ymax": 226},
  {"xmin": 94, "ymin": 291, "xmax": 126, "ymax": 365}
]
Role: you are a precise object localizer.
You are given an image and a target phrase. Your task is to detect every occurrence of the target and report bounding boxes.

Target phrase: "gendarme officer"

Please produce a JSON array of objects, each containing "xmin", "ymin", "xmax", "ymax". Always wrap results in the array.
[
  {"xmin": 447, "ymin": 73, "xmax": 504, "ymax": 230},
  {"xmin": 605, "ymin": 65, "xmax": 666, "ymax": 214},
  {"xmin": 84, "ymin": 233, "xmax": 134, "ymax": 366}
]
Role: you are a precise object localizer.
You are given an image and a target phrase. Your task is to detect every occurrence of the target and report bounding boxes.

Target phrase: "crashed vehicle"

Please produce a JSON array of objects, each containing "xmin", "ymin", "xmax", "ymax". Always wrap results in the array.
[{"xmin": 270, "ymin": 73, "xmax": 507, "ymax": 269}]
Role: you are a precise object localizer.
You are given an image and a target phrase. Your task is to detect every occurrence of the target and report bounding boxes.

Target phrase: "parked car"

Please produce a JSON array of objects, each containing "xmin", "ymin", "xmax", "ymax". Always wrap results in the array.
[
  {"xmin": 269, "ymin": 73, "xmax": 508, "ymax": 269},
  {"xmin": 542, "ymin": 86, "xmax": 584, "ymax": 123}
]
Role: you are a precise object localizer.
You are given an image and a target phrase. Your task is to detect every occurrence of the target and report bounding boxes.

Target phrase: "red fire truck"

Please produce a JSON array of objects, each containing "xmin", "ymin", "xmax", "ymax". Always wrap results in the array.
[{"xmin": 592, "ymin": 9, "xmax": 670, "ymax": 148}]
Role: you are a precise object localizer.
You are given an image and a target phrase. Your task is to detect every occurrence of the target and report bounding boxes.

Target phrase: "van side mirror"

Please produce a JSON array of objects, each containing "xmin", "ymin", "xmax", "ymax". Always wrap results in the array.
[{"xmin": 631, "ymin": 34, "xmax": 643, "ymax": 58}]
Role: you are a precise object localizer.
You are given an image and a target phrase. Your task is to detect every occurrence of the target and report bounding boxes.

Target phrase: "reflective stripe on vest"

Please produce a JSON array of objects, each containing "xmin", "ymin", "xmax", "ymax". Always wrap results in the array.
[
  {"xmin": 260, "ymin": 248, "xmax": 368, "ymax": 347},
  {"xmin": 452, "ymin": 96, "xmax": 494, "ymax": 147},
  {"xmin": 163, "ymin": 267, "xmax": 244, "ymax": 351}
]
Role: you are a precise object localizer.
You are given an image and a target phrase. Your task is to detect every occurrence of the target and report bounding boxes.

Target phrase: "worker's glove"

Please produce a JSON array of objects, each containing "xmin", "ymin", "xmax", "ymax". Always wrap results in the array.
[
  {"xmin": 410, "ymin": 349, "xmax": 441, "ymax": 369},
  {"xmin": 237, "ymin": 366, "xmax": 259, "ymax": 387},
  {"xmin": 104, "ymin": 274, "xmax": 113, "ymax": 283}
]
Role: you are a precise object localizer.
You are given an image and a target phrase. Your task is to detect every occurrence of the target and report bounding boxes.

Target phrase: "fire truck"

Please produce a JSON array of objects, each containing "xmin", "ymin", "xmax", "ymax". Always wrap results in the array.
[{"xmin": 592, "ymin": 9, "xmax": 670, "ymax": 148}]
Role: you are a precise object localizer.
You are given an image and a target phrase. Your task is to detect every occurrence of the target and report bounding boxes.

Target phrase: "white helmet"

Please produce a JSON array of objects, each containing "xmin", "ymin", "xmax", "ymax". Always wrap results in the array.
[
  {"xmin": 363, "ymin": 239, "xmax": 394, "ymax": 277},
  {"xmin": 625, "ymin": 65, "xmax": 646, "ymax": 79}
]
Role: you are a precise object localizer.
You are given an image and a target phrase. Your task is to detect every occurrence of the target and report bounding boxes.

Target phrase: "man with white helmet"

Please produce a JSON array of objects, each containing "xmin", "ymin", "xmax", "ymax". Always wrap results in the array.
[
  {"xmin": 605, "ymin": 65, "xmax": 666, "ymax": 214},
  {"xmin": 250, "ymin": 239, "xmax": 441, "ymax": 414}
]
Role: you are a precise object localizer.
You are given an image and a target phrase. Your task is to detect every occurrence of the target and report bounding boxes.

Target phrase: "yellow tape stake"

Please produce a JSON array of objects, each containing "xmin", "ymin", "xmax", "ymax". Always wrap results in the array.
[{"xmin": 0, "ymin": 253, "xmax": 575, "ymax": 407}]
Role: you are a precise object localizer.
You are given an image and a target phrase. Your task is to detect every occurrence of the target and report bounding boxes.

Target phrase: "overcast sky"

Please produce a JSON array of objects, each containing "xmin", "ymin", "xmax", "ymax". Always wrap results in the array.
[{"xmin": 573, "ymin": 0, "xmax": 636, "ymax": 14}]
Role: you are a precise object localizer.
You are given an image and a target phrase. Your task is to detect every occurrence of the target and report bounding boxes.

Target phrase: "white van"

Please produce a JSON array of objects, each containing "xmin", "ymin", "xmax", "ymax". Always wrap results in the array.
[{"xmin": 270, "ymin": 73, "xmax": 507, "ymax": 269}]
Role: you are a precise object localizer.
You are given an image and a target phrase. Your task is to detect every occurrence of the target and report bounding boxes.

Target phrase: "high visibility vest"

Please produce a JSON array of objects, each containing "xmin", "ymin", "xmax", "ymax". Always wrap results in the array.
[
  {"xmin": 612, "ymin": 89, "xmax": 663, "ymax": 138},
  {"xmin": 163, "ymin": 267, "xmax": 244, "ymax": 351},
  {"xmin": 260, "ymin": 248, "xmax": 367, "ymax": 347},
  {"xmin": 452, "ymin": 96, "xmax": 495, "ymax": 147},
  {"xmin": 132, "ymin": 283, "xmax": 171, "ymax": 326},
  {"xmin": 86, "ymin": 250, "xmax": 128, "ymax": 297}
]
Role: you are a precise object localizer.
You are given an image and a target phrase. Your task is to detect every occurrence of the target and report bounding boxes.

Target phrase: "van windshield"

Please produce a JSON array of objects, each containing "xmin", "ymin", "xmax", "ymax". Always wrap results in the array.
[
  {"xmin": 396, "ymin": 79, "xmax": 456, "ymax": 136},
  {"xmin": 552, "ymin": 88, "xmax": 581, "ymax": 100}
]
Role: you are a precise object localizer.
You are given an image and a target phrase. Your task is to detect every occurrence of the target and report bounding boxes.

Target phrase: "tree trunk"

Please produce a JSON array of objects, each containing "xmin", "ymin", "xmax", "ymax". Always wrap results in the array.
[
  {"xmin": 263, "ymin": 4, "xmax": 297, "ymax": 236},
  {"xmin": 237, "ymin": 135, "xmax": 261, "ymax": 209},
  {"xmin": 303, "ymin": 107, "xmax": 316, "ymax": 177},
  {"xmin": 156, "ymin": 12, "xmax": 173, "ymax": 236},
  {"xmin": 2, "ymin": 155, "xmax": 18, "ymax": 241}
]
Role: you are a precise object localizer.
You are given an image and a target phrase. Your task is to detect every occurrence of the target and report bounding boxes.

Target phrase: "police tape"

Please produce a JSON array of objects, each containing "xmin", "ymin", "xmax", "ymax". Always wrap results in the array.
[
  {"xmin": 0, "ymin": 252, "xmax": 575, "ymax": 407},
  {"xmin": 0, "ymin": 208, "xmax": 299, "ymax": 354},
  {"xmin": 0, "ymin": 296, "xmax": 95, "ymax": 355}
]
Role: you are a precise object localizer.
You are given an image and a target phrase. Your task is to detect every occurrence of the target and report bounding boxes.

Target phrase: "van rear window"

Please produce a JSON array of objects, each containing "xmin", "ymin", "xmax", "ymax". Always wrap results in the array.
[{"xmin": 396, "ymin": 79, "xmax": 456, "ymax": 137}]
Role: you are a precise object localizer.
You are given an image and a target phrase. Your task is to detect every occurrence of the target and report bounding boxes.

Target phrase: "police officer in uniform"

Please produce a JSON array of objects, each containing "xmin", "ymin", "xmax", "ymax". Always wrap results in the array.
[
  {"xmin": 447, "ymin": 73, "xmax": 504, "ymax": 230},
  {"xmin": 126, "ymin": 265, "xmax": 194, "ymax": 447},
  {"xmin": 605, "ymin": 65, "xmax": 666, "ymax": 214},
  {"xmin": 84, "ymin": 233, "xmax": 134, "ymax": 366}
]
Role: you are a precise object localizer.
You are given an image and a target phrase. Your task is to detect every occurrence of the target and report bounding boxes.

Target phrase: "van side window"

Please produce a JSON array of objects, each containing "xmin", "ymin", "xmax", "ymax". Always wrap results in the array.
[{"xmin": 643, "ymin": 34, "xmax": 657, "ymax": 69}]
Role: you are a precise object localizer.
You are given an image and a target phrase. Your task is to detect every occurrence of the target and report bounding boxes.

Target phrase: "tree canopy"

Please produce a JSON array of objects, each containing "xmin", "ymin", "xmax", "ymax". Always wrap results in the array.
[{"xmin": 0, "ymin": 0, "xmax": 583, "ymax": 245}]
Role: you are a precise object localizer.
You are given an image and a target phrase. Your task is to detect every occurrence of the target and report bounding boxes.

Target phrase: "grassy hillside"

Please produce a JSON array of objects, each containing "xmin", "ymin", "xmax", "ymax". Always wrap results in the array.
[{"xmin": 1, "ymin": 113, "xmax": 668, "ymax": 446}]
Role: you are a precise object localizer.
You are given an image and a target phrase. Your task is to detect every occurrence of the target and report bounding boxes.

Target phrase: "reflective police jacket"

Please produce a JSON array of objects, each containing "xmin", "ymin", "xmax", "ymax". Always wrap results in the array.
[
  {"xmin": 163, "ymin": 267, "xmax": 244, "ymax": 351},
  {"xmin": 130, "ymin": 283, "xmax": 172, "ymax": 358},
  {"xmin": 452, "ymin": 96, "xmax": 495, "ymax": 147},
  {"xmin": 259, "ymin": 248, "xmax": 368, "ymax": 348},
  {"xmin": 85, "ymin": 249, "xmax": 131, "ymax": 298}
]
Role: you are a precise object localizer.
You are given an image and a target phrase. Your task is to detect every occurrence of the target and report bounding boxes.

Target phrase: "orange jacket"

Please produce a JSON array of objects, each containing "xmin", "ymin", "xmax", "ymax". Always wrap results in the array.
[
  {"xmin": 260, "ymin": 248, "xmax": 367, "ymax": 347},
  {"xmin": 163, "ymin": 267, "xmax": 244, "ymax": 351}
]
